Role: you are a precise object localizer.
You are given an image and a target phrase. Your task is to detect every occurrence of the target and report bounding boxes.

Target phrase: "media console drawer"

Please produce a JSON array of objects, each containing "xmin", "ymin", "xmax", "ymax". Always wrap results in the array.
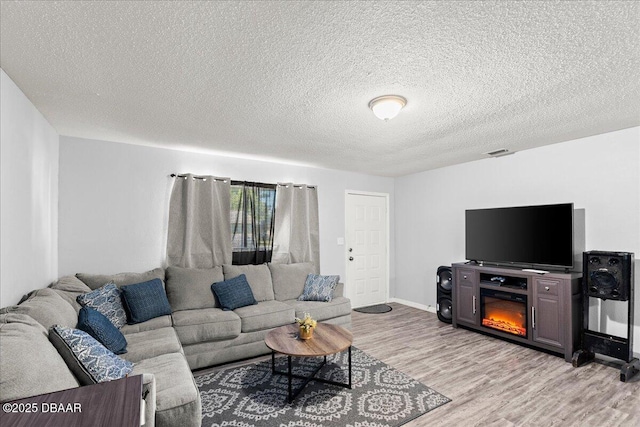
[
  {"xmin": 457, "ymin": 269, "xmax": 474, "ymax": 284},
  {"xmin": 535, "ymin": 278, "xmax": 559, "ymax": 296}
]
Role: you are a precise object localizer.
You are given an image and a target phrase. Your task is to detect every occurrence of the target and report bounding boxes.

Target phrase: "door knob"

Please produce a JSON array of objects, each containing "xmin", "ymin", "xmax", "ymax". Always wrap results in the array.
[
  {"xmin": 348, "ymin": 248, "xmax": 353, "ymax": 252},
  {"xmin": 349, "ymin": 257, "xmax": 354, "ymax": 261}
]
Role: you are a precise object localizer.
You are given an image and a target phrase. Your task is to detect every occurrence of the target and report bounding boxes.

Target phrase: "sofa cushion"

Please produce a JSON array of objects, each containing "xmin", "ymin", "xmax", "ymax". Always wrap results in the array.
[
  {"xmin": 77, "ymin": 307, "xmax": 128, "ymax": 354},
  {"xmin": 121, "ymin": 279, "xmax": 172, "ymax": 324},
  {"xmin": 234, "ymin": 300, "xmax": 295, "ymax": 333},
  {"xmin": 298, "ymin": 274, "xmax": 340, "ymax": 302},
  {"xmin": 8, "ymin": 288, "xmax": 78, "ymax": 330},
  {"xmin": 49, "ymin": 326, "xmax": 134, "ymax": 385},
  {"xmin": 51, "ymin": 289, "xmax": 83, "ymax": 314},
  {"xmin": 285, "ymin": 296, "xmax": 352, "ymax": 322},
  {"xmin": 172, "ymin": 308, "xmax": 241, "ymax": 345},
  {"xmin": 166, "ymin": 266, "xmax": 223, "ymax": 311},
  {"xmin": 51, "ymin": 275, "xmax": 93, "ymax": 293},
  {"xmin": 223, "ymin": 264, "xmax": 275, "ymax": 302},
  {"xmin": 120, "ymin": 315, "xmax": 172, "ymax": 334},
  {"xmin": 76, "ymin": 267, "xmax": 165, "ymax": 290},
  {"xmin": 131, "ymin": 352, "xmax": 201, "ymax": 427},
  {"xmin": 269, "ymin": 262, "xmax": 315, "ymax": 301},
  {"xmin": 49, "ymin": 276, "xmax": 92, "ymax": 313},
  {"xmin": 122, "ymin": 327, "xmax": 183, "ymax": 363},
  {"xmin": 77, "ymin": 283, "xmax": 127, "ymax": 328},
  {"xmin": 212, "ymin": 274, "xmax": 257, "ymax": 311},
  {"xmin": 0, "ymin": 313, "xmax": 80, "ymax": 402}
]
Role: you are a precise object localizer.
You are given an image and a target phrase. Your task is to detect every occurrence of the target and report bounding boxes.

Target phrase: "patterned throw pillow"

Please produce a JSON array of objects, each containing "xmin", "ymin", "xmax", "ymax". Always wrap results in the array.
[
  {"xmin": 76, "ymin": 283, "xmax": 127, "ymax": 329},
  {"xmin": 298, "ymin": 274, "xmax": 340, "ymax": 302},
  {"xmin": 211, "ymin": 274, "xmax": 258, "ymax": 311},
  {"xmin": 77, "ymin": 307, "xmax": 128, "ymax": 354},
  {"xmin": 49, "ymin": 325, "xmax": 133, "ymax": 385},
  {"xmin": 120, "ymin": 279, "xmax": 172, "ymax": 324}
]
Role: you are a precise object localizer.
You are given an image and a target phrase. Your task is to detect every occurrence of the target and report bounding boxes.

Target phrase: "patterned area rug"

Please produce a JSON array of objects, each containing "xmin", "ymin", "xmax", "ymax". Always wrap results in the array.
[{"xmin": 194, "ymin": 347, "xmax": 450, "ymax": 427}]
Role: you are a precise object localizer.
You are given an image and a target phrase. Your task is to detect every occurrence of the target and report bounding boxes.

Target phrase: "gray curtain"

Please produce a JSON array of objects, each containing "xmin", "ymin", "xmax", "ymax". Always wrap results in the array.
[
  {"xmin": 272, "ymin": 183, "xmax": 320, "ymax": 273},
  {"xmin": 167, "ymin": 174, "xmax": 232, "ymax": 268}
]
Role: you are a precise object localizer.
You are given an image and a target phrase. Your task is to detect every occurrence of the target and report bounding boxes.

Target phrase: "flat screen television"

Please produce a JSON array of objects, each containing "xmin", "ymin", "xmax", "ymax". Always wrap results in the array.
[{"xmin": 465, "ymin": 203, "xmax": 574, "ymax": 270}]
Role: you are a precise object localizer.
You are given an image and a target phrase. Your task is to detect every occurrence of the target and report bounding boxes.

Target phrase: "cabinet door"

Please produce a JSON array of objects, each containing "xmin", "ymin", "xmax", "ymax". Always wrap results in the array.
[
  {"xmin": 532, "ymin": 278, "xmax": 564, "ymax": 348},
  {"xmin": 455, "ymin": 270, "xmax": 477, "ymax": 325}
]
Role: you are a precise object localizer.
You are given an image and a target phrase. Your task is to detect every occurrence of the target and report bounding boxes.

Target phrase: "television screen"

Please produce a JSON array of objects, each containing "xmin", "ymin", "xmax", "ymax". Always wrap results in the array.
[{"xmin": 465, "ymin": 203, "xmax": 574, "ymax": 269}]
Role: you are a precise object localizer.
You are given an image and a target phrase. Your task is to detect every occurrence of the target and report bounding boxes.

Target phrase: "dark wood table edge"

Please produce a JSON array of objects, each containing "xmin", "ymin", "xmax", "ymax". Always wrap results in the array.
[{"xmin": 0, "ymin": 375, "xmax": 143, "ymax": 427}]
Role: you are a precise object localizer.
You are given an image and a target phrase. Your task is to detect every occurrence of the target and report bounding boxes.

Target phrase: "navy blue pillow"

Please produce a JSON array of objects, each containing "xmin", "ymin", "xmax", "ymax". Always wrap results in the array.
[
  {"xmin": 211, "ymin": 274, "xmax": 257, "ymax": 311},
  {"xmin": 77, "ymin": 306, "xmax": 128, "ymax": 354},
  {"xmin": 120, "ymin": 278, "xmax": 172, "ymax": 324}
]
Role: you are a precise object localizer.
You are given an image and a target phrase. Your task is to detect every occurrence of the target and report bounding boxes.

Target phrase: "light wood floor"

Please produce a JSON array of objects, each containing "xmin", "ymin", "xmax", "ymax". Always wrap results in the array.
[
  {"xmin": 352, "ymin": 303, "xmax": 640, "ymax": 427},
  {"xmin": 198, "ymin": 302, "xmax": 640, "ymax": 426}
]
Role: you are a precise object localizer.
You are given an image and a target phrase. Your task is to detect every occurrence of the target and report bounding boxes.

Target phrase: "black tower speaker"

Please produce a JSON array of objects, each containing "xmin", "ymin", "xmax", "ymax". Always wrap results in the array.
[
  {"xmin": 584, "ymin": 251, "xmax": 633, "ymax": 301},
  {"xmin": 436, "ymin": 266, "xmax": 453, "ymax": 323}
]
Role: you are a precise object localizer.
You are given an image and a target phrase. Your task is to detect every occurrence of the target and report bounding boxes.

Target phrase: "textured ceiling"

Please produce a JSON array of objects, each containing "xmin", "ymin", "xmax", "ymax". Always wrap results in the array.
[{"xmin": 1, "ymin": 1, "xmax": 639, "ymax": 177}]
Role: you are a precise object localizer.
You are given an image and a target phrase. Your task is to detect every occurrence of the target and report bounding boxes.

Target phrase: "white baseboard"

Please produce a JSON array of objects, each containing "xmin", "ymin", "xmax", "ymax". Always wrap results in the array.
[{"xmin": 388, "ymin": 298, "xmax": 437, "ymax": 314}]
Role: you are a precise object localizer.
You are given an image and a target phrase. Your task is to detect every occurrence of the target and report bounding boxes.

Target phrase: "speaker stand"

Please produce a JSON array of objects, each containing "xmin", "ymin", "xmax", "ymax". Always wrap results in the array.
[
  {"xmin": 573, "ymin": 350, "xmax": 640, "ymax": 382},
  {"xmin": 572, "ymin": 251, "xmax": 637, "ymax": 382},
  {"xmin": 620, "ymin": 358, "xmax": 640, "ymax": 382},
  {"xmin": 571, "ymin": 349, "xmax": 595, "ymax": 368}
]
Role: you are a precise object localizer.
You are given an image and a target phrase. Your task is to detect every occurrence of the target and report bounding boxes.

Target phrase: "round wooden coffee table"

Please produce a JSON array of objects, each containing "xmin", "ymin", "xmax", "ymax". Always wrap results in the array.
[{"xmin": 265, "ymin": 323, "xmax": 353, "ymax": 403}]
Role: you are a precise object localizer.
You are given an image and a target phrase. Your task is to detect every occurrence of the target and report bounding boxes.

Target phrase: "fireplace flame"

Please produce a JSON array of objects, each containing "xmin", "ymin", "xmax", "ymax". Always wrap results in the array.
[
  {"xmin": 482, "ymin": 299, "xmax": 527, "ymax": 337},
  {"xmin": 482, "ymin": 317, "xmax": 526, "ymax": 336}
]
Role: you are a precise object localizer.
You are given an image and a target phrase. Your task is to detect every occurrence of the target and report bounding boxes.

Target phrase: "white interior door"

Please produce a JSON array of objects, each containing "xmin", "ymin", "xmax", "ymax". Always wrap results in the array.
[{"xmin": 345, "ymin": 192, "xmax": 388, "ymax": 308}]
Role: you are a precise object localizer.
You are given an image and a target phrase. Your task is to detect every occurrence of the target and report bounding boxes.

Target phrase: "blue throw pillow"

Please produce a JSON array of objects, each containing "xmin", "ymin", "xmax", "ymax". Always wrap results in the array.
[
  {"xmin": 211, "ymin": 274, "xmax": 258, "ymax": 311},
  {"xmin": 77, "ymin": 306, "xmax": 128, "ymax": 354},
  {"xmin": 298, "ymin": 274, "xmax": 340, "ymax": 302},
  {"xmin": 120, "ymin": 279, "xmax": 172, "ymax": 324},
  {"xmin": 49, "ymin": 325, "xmax": 134, "ymax": 385},
  {"xmin": 76, "ymin": 283, "xmax": 127, "ymax": 329}
]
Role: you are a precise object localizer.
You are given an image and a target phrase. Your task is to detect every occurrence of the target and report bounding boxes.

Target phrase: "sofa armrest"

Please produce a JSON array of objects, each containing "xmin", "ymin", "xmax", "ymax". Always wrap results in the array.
[
  {"xmin": 334, "ymin": 282, "xmax": 345, "ymax": 298},
  {"xmin": 140, "ymin": 373, "xmax": 156, "ymax": 427}
]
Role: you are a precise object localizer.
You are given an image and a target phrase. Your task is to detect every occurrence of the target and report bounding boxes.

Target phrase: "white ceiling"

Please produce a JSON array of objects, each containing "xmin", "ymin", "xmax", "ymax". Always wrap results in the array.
[{"xmin": 1, "ymin": 1, "xmax": 639, "ymax": 177}]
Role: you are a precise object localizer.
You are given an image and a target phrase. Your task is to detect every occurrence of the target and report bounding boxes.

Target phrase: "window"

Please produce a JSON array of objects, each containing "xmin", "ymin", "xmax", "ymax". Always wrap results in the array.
[{"xmin": 230, "ymin": 181, "xmax": 277, "ymax": 265}]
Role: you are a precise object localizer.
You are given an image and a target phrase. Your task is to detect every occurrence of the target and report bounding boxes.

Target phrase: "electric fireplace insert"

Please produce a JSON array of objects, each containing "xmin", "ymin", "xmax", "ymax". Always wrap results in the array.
[{"xmin": 480, "ymin": 288, "xmax": 527, "ymax": 338}]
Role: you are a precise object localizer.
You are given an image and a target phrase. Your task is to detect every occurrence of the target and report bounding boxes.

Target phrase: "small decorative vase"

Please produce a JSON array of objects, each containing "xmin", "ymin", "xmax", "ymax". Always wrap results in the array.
[{"xmin": 299, "ymin": 326, "xmax": 313, "ymax": 340}]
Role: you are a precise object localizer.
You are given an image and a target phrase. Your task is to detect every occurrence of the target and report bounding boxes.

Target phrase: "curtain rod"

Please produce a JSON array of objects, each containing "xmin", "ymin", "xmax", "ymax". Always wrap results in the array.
[
  {"xmin": 170, "ymin": 174, "xmax": 316, "ymax": 189},
  {"xmin": 278, "ymin": 183, "xmax": 316, "ymax": 189},
  {"xmin": 170, "ymin": 174, "xmax": 228, "ymax": 182}
]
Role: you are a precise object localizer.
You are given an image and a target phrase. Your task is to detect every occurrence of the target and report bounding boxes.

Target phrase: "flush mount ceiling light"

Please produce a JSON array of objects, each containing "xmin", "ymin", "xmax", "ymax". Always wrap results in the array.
[{"xmin": 368, "ymin": 95, "xmax": 407, "ymax": 121}]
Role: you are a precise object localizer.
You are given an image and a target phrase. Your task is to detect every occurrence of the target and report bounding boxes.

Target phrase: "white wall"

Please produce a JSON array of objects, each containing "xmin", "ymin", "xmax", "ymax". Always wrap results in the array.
[
  {"xmin": 58, "ymin": 137, "xmax": 395, "ymax": 292},
  {"xmin": 0, "ymin": 69, "xmax": 59, "ymax": 306},
  {"xmin": 8, "ymin": 72, "xmax": 637, "ymax": 352},
  {"xmin": 395, "ymin": 126, "xmax": 640, "ymax": 353}
]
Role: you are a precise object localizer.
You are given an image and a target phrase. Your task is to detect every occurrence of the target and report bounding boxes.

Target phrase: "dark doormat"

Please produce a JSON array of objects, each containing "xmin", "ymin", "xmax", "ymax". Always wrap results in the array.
[{"xmin": 354, "ymin": 304, "xmax": 392, "ymax": 314}]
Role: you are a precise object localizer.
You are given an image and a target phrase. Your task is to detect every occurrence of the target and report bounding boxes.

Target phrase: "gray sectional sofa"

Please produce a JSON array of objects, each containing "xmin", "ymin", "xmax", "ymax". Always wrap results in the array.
[{"xmin": 0, "ymin": 262, "xmax": 351, "ymax": 427}]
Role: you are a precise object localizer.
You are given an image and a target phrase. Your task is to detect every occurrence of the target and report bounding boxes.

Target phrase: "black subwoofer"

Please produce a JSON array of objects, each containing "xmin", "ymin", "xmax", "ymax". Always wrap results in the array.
[
  {"xmin": 584, "ymin": 251, "xmax": 633, "ymax": 301},
  {"xmin": 436, "ymin": 266, "xmax": 453, "ymax": 323}
]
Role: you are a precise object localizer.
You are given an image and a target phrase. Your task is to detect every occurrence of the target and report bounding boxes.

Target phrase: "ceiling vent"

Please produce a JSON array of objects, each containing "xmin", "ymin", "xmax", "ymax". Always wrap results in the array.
[{"xmin": 484, "ymin": 148, "xmax": 512, "ymax": 158}]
